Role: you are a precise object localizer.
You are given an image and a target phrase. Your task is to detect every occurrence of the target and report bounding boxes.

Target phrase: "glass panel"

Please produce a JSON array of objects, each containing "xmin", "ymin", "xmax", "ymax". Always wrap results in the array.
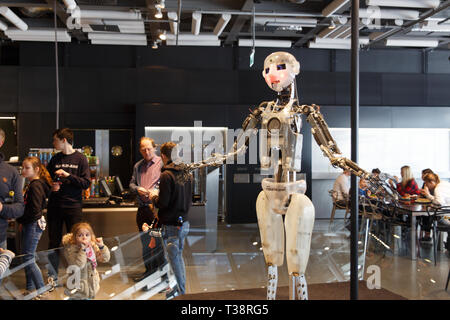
[
  {"xmin": 312, "ymin": 128, "xmax": 450, "ymax": 179},
  {"xmin": 0, "ymin": 231, "xmax": 178, "ymax": 300}
]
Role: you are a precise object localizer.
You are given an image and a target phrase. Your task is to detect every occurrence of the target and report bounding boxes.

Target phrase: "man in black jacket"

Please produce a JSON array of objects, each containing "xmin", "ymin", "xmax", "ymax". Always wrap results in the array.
[{"xmin": 150, "ymin": 142, "xmax": 192, "ymax": 296}]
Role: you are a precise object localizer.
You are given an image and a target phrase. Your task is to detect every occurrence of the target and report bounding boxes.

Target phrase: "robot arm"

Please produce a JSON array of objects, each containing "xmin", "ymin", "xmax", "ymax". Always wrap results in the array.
[
  {"xmin": 298, "ymin": 104, "xmax": 369, "ymax": 178},
  {"xmin": 181, "ymin": 102, "xmax": 265, "ymax": 173},
  {"xmin": 297, "ymin": 104, "xmax": 399, "ymax": 200}
]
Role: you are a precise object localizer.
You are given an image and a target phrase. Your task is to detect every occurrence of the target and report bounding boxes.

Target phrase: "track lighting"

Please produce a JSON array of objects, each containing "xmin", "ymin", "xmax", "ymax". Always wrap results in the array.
[
  {"xmin": 159, "ymin": 30, "xmax": 166, "ymax": 40},
  {"xmin": 328, "ymin": 20, "xmax": 336, "ymax": 29}
]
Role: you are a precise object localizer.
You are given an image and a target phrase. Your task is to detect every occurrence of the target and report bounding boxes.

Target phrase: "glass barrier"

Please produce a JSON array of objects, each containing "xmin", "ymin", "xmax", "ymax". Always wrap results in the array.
[
  {"xmin": 1, "ymin": 217, "xmax": 448, "ymax": 300},
  {"xmin": 0, "ymin": 230, "xmax": 178, "ymax": 300}
]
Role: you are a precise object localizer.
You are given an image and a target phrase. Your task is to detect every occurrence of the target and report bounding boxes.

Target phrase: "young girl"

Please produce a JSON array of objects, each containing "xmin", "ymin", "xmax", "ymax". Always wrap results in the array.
[
  {"xmin": 17, "ymin": 156, "xmax": 52, "ymax": 299},
  {"xmin": 62, "ymin": 222, "xmax": 110, "ymax": 299}
]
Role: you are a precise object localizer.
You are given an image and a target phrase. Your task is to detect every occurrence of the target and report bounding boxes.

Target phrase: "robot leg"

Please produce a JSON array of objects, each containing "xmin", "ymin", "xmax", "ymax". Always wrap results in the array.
[
  {"xmin": 256, "ymin": 191, "xmax": 285, "ymax": 300},
  {"xmin": 285, "ymin": 193, "xmax": 315, "ymax": 300}
]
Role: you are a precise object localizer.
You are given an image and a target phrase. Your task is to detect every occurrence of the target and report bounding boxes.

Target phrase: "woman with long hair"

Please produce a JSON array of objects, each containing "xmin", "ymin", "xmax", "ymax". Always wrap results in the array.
[
  {"xmin": 391, "ymin": 165, "xmax": 421, "ymax": 197},
  {"xmin": 17, "ymin": 156, "xmax": 52, "ymax": 299}
]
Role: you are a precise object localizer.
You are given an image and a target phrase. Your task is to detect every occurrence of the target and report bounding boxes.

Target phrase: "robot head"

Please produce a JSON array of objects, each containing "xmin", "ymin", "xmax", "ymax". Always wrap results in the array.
[{"xmin": 262, "ymin": 52, "xmax": 300, "ymax": 92}]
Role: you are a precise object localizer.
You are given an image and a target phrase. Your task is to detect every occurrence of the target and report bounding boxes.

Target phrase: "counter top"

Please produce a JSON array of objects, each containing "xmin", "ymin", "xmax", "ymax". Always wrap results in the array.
[{"xmin": 82, "ymin": 197, "xmax": 137, "ymax": 209}]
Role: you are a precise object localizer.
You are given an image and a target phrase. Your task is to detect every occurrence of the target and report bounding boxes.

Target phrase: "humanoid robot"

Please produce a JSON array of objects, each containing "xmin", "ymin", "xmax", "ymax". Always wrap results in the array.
[{"xmin": 181, "ymin": 52, "xmax": 397, "ymax": 300}]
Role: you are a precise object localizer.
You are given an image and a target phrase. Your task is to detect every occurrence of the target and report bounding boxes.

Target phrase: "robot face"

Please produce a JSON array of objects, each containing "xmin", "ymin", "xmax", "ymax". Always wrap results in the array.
[{"xmin": 262, "ymin": 52, "xmax": 300, "ymax": 92}]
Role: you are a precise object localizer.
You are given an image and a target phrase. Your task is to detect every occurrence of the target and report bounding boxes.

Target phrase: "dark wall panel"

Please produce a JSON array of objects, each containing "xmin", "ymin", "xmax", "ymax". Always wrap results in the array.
[
  {"xmin": 427, "ymin": 51, "xmax": 450, "ymax": 74},
  {"xmin": 336, "ymin": 49, "xmax": 423, "ymax": 73},
  {"xmin": 19, "ymin": 43, "xmax": 62, "ymax": 67},
  {"xmin": 64, "ymin": 112, "xmax": 135, "ymax": 130},
  {"xmin": 300, "ymin": 71, "xmax": 336, "ymax": 105},
  {"xmin": 427, "ymin": 74, "xmax": 450, "ymax": 106},
  {"xmin": 0, "ymin": 67, "xmax": 18, "ymax": 111},
  {"xmin": 17, "ymin": 112, "xmax": 56, "ymax": 160},
  {"xmin": 382, "ymin": 74, "xmax": 426, "ymax": 106},
  {"xmin": 137, "ymin": 68, "xmax": 238, "ymax": 104},
  {"xmin": 68, "ymin": 44, "xmax": 136, "ymax": 68},
  {"xmin": 138, "ymin": 46, "xmax": 234, "ymax": 70},
  {"xmin": 18, "ymin": 67, "xmax": 58, "ymax": 112},
  {"xmin": 63, "ymin": 68, "xmax": 136, "ymax": 112},
  {"xmin": 237, "ymin": 70, "xmax": 273, "ymax": 105}
]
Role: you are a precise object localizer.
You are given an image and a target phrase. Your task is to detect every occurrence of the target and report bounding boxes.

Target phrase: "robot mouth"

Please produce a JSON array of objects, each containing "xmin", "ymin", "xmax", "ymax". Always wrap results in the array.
[{"xmin": 271, "ymin": 81, "xmax": 280, "ymax": 89}]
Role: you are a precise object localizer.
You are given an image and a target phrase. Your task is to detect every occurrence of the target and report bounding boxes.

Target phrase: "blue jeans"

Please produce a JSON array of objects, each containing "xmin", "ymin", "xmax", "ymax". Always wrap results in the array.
[
  {"xmin": 21, "ymin": 221, "xmax": 45, "ymax": 291},
  {"xmin": 162, "ymin": 221, "xmax": 189, "ymax": 295}
]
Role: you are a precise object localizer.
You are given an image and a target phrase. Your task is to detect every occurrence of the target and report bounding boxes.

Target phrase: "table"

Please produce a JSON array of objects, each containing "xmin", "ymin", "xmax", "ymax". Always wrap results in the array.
[{"xmin": 393, "ymin": 202, "xmax": 431, "ymax": 260}]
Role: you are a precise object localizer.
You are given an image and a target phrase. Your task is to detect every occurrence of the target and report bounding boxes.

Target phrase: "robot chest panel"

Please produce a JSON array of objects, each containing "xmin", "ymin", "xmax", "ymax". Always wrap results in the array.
[{"xmin": 261, "ymin": 112, "xmax": 291, "ymax": 136}]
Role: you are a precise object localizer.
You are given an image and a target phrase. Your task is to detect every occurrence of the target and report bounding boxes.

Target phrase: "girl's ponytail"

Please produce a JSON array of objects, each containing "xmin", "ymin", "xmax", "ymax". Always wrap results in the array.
[{"xmin": 39, "ymin": 163, "xmax": 53, "ymax": 186}]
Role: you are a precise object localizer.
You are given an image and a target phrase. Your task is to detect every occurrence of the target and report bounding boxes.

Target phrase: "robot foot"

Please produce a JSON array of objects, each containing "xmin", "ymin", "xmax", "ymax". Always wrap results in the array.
[
  {"xmin": 266, "ymin": 265, "xmax": 278, "ymax": 300},
  {"xmin": 294, "ymin": 274, "xmax": 308, "ymax": 300}
]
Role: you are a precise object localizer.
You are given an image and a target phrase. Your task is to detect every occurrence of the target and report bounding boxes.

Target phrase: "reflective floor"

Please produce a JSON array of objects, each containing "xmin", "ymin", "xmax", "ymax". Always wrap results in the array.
[
  {"xmin": 1, "ymin": 219, "xmax": 449, "ymax": 300},
  {"xmin": 184, "ymin": 220, "xmax": 450, "ymax": 300}
]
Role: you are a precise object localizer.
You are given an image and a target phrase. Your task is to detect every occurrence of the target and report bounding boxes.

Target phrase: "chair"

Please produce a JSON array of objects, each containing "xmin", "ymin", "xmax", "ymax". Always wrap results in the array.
[
  {"xmin": 426, "ymin": 205, "xmax": 450, "ymax": 266},
  {"xmin": 358, "ymin": 196, "xmax": 386, "ymax": 271},
  {"xmin": 375, "ymin": 200, "xmax": 412, "ymax": 256},
  {"xmin": 328, "ymin": 190, "xmax": 350, "ymax": 224}
]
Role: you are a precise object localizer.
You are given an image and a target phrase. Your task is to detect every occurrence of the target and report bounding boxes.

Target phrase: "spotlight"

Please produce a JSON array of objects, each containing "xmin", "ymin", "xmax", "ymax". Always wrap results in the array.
[
  {"xmin": 155, "ymin": 7, "xmax": 162, "ymax": 19},
  {"xmin": 159, "ymin": 31, "xmax": 166, "ymax": 40},
  {"xmin": 328, "ymin": 20, "xmax": 336, "ymax": 29},
  {"xmin": 152, "ymin": 41, "xmax": 158, "ymax": 49}
]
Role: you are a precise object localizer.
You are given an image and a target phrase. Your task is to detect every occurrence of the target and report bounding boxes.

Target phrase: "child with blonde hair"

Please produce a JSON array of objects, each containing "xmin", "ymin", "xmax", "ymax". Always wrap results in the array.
[{"xmin": 62, "ymin": 222, "xmax": 110, "ymax": 299}]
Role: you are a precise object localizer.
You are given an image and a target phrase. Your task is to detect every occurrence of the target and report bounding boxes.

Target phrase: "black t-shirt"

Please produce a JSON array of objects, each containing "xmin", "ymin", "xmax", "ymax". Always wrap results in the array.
[
  {"xmin": 47, "ymin": 151, "xmax": 91, "ymax": 208},
  {"xmin": 17, "ymin": 178, "xmax": 50, "ymax": 225}
]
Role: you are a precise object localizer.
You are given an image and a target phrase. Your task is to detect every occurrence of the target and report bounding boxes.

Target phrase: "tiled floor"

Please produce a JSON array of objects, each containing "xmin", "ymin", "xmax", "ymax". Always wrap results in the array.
[{"xmin": 1, "ymin": 219, "xmax": 449, "ymax": 300}]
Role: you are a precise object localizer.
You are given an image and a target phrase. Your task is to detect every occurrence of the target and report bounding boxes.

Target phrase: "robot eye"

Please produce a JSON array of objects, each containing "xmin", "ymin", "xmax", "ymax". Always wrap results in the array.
[
  {"xmin": 265, "ymin": 68, "xmax": 270, "ymax": 74},
  {"xmin": 277, "ymin": 64, "xmax": 286, "ymax": 70}
]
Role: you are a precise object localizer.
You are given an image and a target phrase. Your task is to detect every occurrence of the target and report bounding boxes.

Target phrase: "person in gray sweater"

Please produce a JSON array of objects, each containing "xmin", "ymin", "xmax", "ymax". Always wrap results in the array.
[{"xmin": 0, "ymin": 129, "xmax": 25, "ymax": 250}]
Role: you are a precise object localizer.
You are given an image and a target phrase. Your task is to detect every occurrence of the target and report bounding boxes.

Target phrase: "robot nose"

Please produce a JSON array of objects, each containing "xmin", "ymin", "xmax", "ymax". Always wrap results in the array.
[{"xmin": 268, "ymin": 74, "xmax": 279, "ymax": 83}]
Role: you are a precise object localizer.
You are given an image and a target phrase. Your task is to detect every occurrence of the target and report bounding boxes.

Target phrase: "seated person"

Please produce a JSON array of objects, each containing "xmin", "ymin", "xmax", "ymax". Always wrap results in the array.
[
  {"xmin": 389, "ymin": 165, "xmax": 420, "ymax": 197},
  {"xmin": 359, "ymin": 178, "xmax": 371, "ymax": 197},
  {"xmin": 0, "ymin": 248, "xmax": 15, "ymax": 278},
  {"xmin": 422, "ymin": 173, "xmax": 450, "ymax": 250},
  {"xmin": 418, "ymin": 168, "xmax": 434, "ymax": 241},
  {"xmin": 371, "ymin": 168, "xmax": 381, "ymax": 178},
  {"xmin": 332, "ymin": 170, "xmax": 350, "ymax": 206}
]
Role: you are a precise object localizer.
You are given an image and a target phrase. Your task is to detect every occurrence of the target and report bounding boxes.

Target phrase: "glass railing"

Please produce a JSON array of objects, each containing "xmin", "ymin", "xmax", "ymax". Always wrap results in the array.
[
  {"xmin": 0, "ymin": 231, "xmax": 178, "ymax": 300},
  {"xmin": 1, "ymin": 217, "xmax": 448, "ymax": 300}
]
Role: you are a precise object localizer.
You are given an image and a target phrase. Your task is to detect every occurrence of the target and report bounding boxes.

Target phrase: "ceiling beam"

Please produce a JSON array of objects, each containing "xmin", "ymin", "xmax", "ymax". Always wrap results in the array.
[
  {"xmin": 362, "ymin": 0, "xmax": 450, "ymax": 49},
  {"xmin": 223, "ymin": 0, "xmax": 253, "ymax": 45},
  {"xmin": 44, "ymin": 0, "xmax": 87, "ymax": 41},
  {"xmin": 293, "ymin": 18, "xmax": 329, "ymax": 47}
]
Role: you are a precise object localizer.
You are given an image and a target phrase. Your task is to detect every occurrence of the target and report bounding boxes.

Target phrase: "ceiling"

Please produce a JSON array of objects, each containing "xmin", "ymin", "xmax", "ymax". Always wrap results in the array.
[{"xmin": 0, "ymin": 0, "xmax": 449, "ymax": 50}]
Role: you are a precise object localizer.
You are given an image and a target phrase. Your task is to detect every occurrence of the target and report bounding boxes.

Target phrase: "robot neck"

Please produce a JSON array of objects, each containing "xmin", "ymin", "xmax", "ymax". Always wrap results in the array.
[{"xmin": 276, "ymin": 83, "xmax": 295, "ymax": 107}]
